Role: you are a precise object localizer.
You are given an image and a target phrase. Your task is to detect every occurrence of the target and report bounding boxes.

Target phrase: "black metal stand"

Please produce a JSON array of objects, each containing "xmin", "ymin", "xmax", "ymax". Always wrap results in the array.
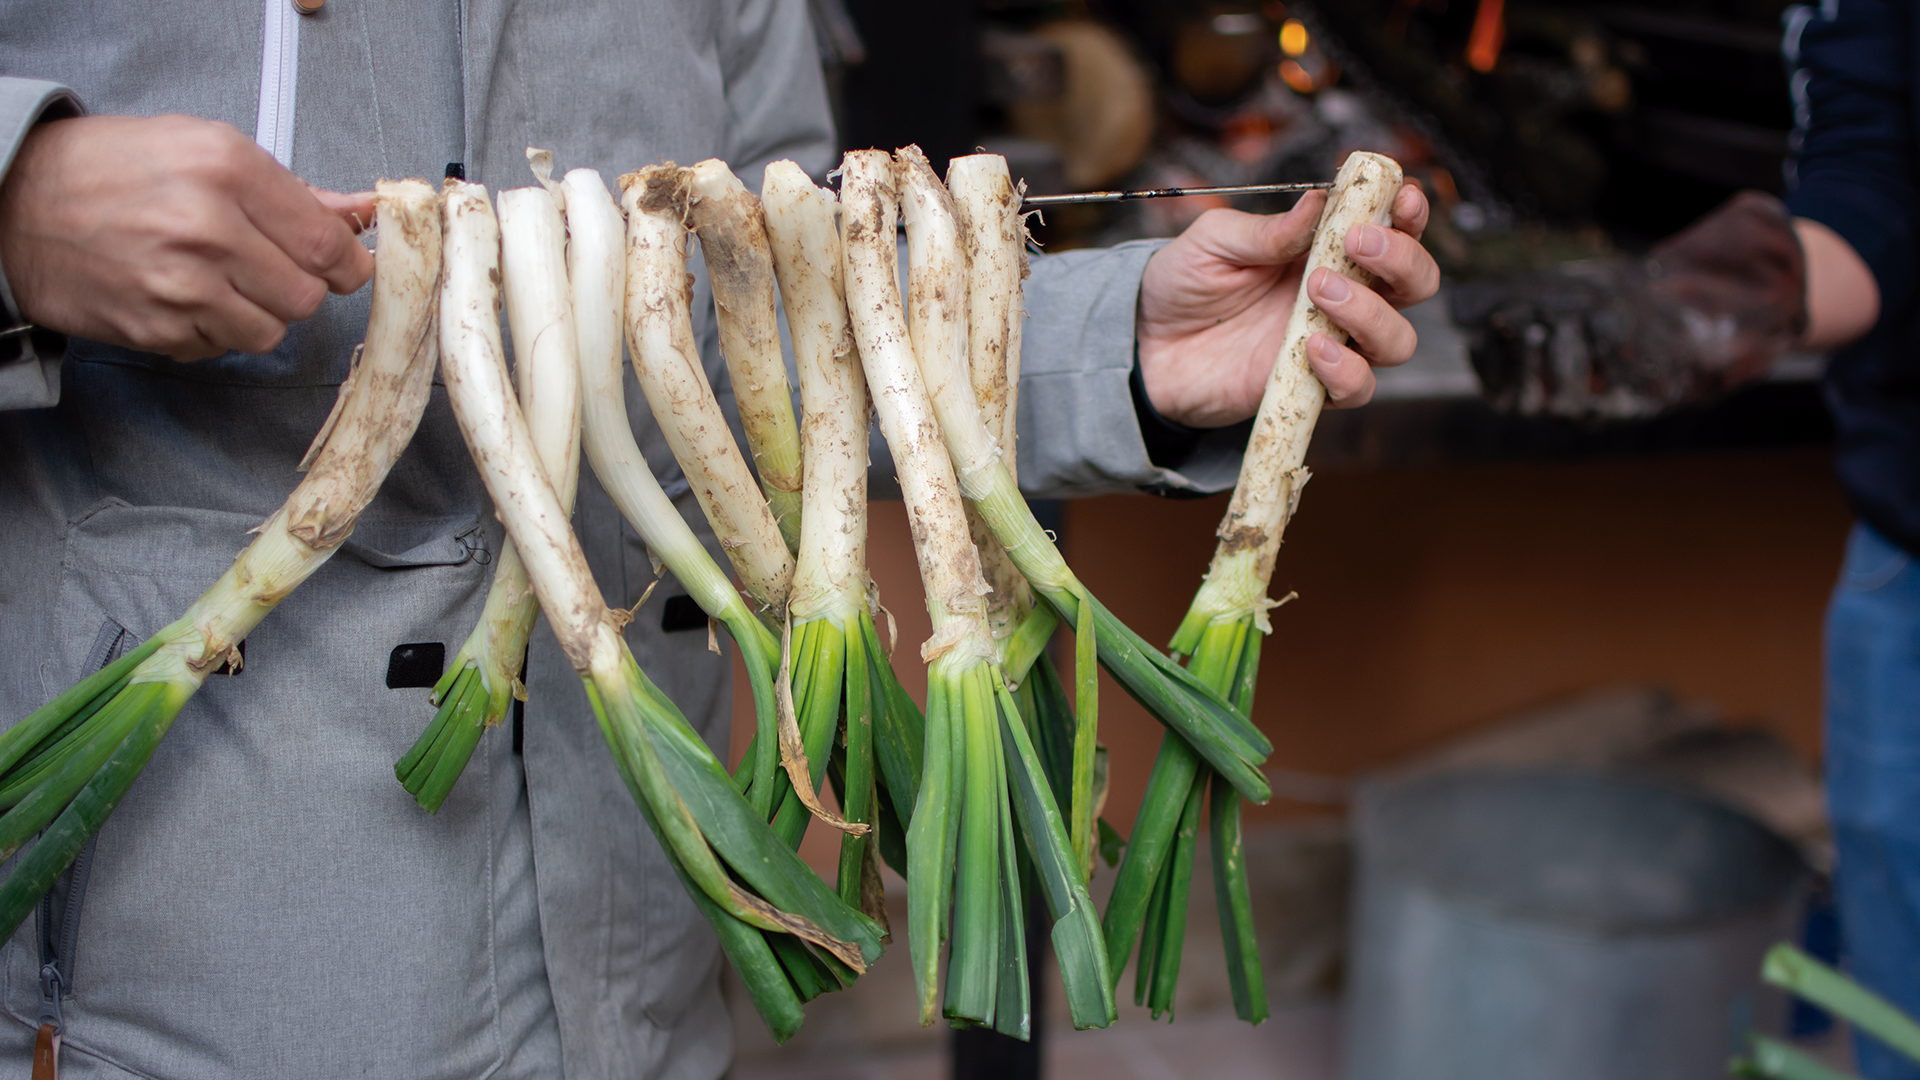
[{"xmin": 949, "ymin": 895, "xmax": 1049, "ymax": 1080}]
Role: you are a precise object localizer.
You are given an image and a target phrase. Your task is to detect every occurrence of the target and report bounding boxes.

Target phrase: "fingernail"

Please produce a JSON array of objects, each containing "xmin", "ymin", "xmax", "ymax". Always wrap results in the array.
[
  {"xmin": 1355, "ymin": 223, "xmax": 1388, "ymax": 258},
  {"xmin": 1309, "ymin": 333, "xmax": 1339, "ymax": 369},
  {"xmin": 1315, "ymin": 269, "xmax": 1351, "ymax": 303}
]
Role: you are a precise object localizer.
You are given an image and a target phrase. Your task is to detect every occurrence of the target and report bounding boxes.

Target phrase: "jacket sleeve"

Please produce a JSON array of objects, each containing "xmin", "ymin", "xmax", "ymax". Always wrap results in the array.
[
  {"xmin": 1782, "ymin": 0, "xmax": 1917, "ymax": 325},
  {"xmin": 1014, "ymin": 239, "xmax": 1245, "ymax": 498},
  {"xmin": 0, "ymin": 77, "xmax": 85, "ymax": 410}
]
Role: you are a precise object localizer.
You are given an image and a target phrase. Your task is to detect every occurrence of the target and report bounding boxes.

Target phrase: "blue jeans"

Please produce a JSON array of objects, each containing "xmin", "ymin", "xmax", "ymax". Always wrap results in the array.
[{"xmin": 1828, "ymin": 523, "xmax": 1920, "ymax": 1078}]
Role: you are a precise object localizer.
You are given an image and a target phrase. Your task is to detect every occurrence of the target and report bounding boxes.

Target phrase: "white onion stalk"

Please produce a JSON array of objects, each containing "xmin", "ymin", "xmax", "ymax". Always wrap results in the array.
[
  {"xmin": 687, "ymin": 159, "xmax": 805, "ymax": 554},
  {"xmin": 1170, "ymin": 150, "xmax": 1402, "ymax": 651},
  {"xmin": 0, "ymin": 179, "xmax": 442, "ymax": 940},
  {"xmin": 901, "ymin": 148, "xmax": 1107, "ymax": 885},
  {"xmin": 946, "ymin": 155, "xmax": 1051, "ymax": 656},
  {"xmin": 946, "ymin": 155, "xmax": 1028, "ymax": 477},
  {"xmin": 1116, "ymin": 151, "xmax": 1403, "ymax": 1027},
  {"xmin": 398, "ymin": 163, "xmax": 583, "ymax": 811},
  {"xmin": 946, "ymin": 150, "xmax": 1101, "ymax": 867},
  {"xmin": 842, "ymin": 150, "xmax": 1113, "ymax": 1035},
  {"xmin": 759, "ymin": 160, "xmax": 915, "ymax": 915},
  {"xmin": 438, "ymin": 179, "xmax": 884, "ymax": 1042},
  {"xmin": 619, "ymin": 165, "xmax": 794, "ymax": 618},
  {"xmin": 565, "ymin": 165, "xmax": 828, "ymax": 829},
  {"xmin": 565, "ymin": 166, "xmax": 744, "ymax": 623},
  {"xmin": 888, "ymin": 149, "xmax": 1276, "ymax": 864}
]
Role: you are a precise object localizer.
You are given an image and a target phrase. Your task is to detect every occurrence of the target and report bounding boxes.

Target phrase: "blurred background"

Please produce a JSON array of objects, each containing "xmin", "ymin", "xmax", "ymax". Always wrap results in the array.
[{"xmin": 727, "ymin": 0, "xmax": 1843, "ymax": 1077}]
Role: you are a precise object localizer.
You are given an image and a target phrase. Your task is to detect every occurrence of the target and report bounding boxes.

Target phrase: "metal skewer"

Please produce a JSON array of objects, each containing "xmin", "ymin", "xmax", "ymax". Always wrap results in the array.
[{"xmin": 1021, "ymin": 181, "xmax": 1333, "ymax": 207}]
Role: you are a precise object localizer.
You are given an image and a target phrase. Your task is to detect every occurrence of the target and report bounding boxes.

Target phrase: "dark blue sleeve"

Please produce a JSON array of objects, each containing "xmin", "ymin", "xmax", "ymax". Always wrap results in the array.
[{"xmin": 1781, "ymin": 0, "xmax": 1918, "ymax": 320}]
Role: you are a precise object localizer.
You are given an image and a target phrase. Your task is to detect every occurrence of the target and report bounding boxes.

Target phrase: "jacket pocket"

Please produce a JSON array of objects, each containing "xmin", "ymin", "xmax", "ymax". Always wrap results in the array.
[{"xmin": 3, "ymin": 498, "xmax": 520, "ymax": 1080}]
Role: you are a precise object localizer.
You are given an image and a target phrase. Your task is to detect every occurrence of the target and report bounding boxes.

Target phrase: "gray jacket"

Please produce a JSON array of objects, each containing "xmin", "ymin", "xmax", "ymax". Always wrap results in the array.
[{"xmin": 0, "ymin": 3, "xmax": 1220, "ymax": 1078}]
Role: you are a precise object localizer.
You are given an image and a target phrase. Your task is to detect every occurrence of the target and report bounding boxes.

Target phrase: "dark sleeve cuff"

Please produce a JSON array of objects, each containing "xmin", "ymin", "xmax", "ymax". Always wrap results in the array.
[{"xmin": 1128, "ymin": 348, "xmax": 1205, "ymax": 471}]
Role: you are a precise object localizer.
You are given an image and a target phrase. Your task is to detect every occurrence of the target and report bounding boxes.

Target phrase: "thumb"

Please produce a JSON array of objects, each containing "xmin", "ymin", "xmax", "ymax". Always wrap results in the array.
[{"xmin": 1187, "ymin": 189, "xmax": 1326, "ymax": 267}]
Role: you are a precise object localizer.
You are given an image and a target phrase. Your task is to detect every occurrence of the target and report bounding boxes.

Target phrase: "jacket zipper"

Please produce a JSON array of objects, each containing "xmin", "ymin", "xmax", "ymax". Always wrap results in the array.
[
  {"xmin": 33, "ymin": 623, "xmax": 133, "ymax": 1080},
  {"xmin": 36, "ymin": 840, "xmax": 95, "ymax": 1039},
  {"xmin": 255, "ymin": 0, "xmax": 301, "ymax": 167}
]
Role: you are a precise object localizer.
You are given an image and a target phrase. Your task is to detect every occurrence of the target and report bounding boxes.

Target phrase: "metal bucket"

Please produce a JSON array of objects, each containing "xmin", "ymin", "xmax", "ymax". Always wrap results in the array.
[{"xmin": 1344, "ymin": 768, "xmax": 1807, "ymax": 1080}]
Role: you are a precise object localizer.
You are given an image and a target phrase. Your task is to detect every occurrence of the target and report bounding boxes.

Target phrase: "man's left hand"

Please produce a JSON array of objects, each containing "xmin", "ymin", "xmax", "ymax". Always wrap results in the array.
[{"xmin": 1137, "ymin": 180, "xmax": 1438, "ymax": 428}]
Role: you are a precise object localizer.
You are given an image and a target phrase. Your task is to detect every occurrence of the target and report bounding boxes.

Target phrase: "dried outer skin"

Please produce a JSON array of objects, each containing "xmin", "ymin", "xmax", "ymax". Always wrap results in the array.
[
  {"xmin": 898, "ymin": 148, "xmax": 1034, "ymax": 643},
  {"xmin": 1186, "ymin": 152, "xmax": 1402, "ymax": 629},
  {"xmin": 439, "ymin": 180, "xmax": 615, "ymax": 675},
  {"xmin": 965, "ymin": 506, "xmax": 1030, "ymax": 643},
  {"xmin": 839, "ymin": 150, "xmax": 994, "ymax": 666},
  {"xmin": 947, "ymin": 155, "xmax": 1025, "ymax": 477},
  {"xmin": 897, "ymin": 147, "xmax": 1002, "ymax": 499},
  {"xmin": 947, "ymin": 154, "xmax": 1035, "ymax": 638},
  {"xmin": 619, "ymin": 165, "xmax": 794, "ymax": 617},
  {"xmin": 137, "ymin": 180, "xmax": 444, "ymax": 688},
  {"xmin": 286, "ymin": 179, "xmax": 443, "ymax": 552},
  {"xmin": 687, "ymin": 159, "xmax": 805, "ymax": 549},
  {"xmin": 761, "ymin": 161, "xmax": 868, "ymax": 627}
]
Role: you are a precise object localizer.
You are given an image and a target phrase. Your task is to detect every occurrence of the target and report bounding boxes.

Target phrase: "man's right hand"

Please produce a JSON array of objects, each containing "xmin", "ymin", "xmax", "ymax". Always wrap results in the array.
[{"xmin": 0, "ymin": 114, "xmax": 374, "ymax": 361}]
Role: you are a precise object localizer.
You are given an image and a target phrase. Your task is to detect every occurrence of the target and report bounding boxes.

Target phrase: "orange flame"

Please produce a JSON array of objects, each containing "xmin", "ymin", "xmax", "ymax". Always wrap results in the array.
[{"xmin": 1467, "ymin": 0, "xmax": 1505, "ymax": 73}]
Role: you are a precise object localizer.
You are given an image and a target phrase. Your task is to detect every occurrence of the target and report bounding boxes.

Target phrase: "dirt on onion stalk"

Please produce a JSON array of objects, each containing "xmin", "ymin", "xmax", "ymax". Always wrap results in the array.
[
  {"xmin": 398, "ymin": 152, "xmax": 583, "ymax": 812},
  {"xmin": 756, "ymin": 159, "xmax": 923, "ymax": 927},
  {"xmin": 1112, "ymin": 151, "xmax": 1403, "ymax": 1024},
  {"xmin": 618, "ymin": 164, "xmax": 794, "ymax": 620},
  {"xmin": 439, "ymin": 177, "xmax": 883, "ymax": 1043},
  {"xmin": 0, "ymin": 179, "xmax": 444, "ymax": 940},
  {"xmin": 842, "ymin": 148, "xmax": 1114, "ymax": 1037},
  {"xmin": 686, "ymin": 159, "xmax": 806, "ymax": 555}
]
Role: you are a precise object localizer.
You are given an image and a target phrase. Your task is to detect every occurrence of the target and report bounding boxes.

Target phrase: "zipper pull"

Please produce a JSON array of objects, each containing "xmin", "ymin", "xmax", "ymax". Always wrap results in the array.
[
  {"xmin": 31, "ymin": 1023, "xmax": 57, "ymax": 1080},
  {"xmin": 33, "ymin": 963, "xmax": 61, "ymax": 1080},
  {"xmin": 37, "ymin": 961, "xmax": 62, "ymax": 1033}
]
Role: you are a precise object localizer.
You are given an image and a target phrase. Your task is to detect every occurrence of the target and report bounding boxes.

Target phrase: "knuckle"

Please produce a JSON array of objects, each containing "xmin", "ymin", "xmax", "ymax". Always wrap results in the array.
[
  {"xmin": 151, "ymin": 199, "xmax": 223, "ymax": 248},
  {"xmin": 295, "ymin": 220, "xmax": 347, "ymax": 274},
  {"xmin": 118, "ymin": 311, "xmax": 195, "ymax": 357},
  {"xmin": 184, "ymin": 125, "xmax": 255, "ymax": 188},
  {"xmin": 137, "ymin": 262, "xmax": 204, "ymax": 307},
  {"xmin": 1416, "ymin": 260, "xmax": 1442, "ymax": 301},
  {"xmin": 1383, "ymin": 321, "xmax": 1419, "ymax": 365},
  {"xmin": 1192, "ymin": 207, "xmax": 1245, "ymax": 239},
  {"xmin": 288, "ymin": 277, "xmax": 328, "ymax": 319},
  {"xmin": 1328, "ymin": 361, "xmax": 1375, "ymax": 406}
]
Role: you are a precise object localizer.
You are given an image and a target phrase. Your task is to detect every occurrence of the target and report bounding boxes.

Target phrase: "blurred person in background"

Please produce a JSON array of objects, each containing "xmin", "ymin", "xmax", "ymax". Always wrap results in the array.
[{"xmin": 1455, "ymin": 1, "xmax": 1913, "ymax": 1073}]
